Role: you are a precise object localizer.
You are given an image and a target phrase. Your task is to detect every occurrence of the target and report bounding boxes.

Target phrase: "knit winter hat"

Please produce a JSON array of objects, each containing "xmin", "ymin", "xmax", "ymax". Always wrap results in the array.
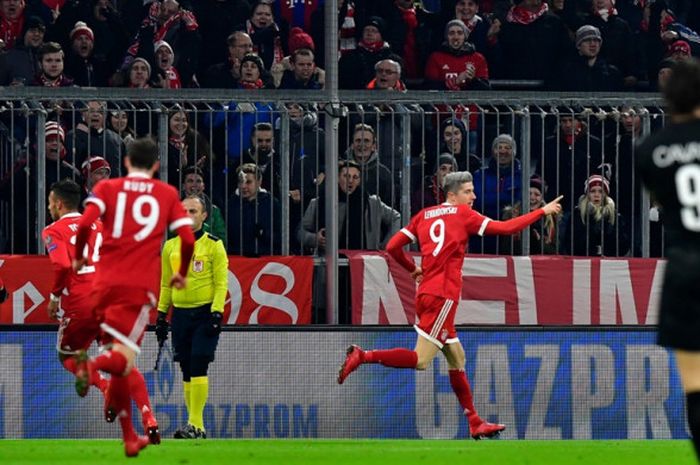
[
  {"xmin": 445, "ymin": 19, "xmax": 469, "ymax": 40},
  {"xmin": 154, "ymin": 40, "xmax": 173, "ymax": 55},
  {"xmin": 45, "ymin": 121, "xmax": 65, "ymax": 141},
  {"xmin": 239, "ymin": 53, "xmax": 265, "ymax": 74},
  {"xmin": 584, "ymin": 174, "xmax": 610, "ymax": 194},
  {"xmin": 670, "ymin": 40, "xmax": 691, "ymax": 56},
  {"xmin": 576, "ymin": 25, "xmax": 602, "ymax": 47},
  {"xmin": 491, "ymin": 134, "xmax": 517, "ymax": 156},
  {"xmin": 530, "ymin": 176, "xmax": 545, "ymax": 193},
  {"xmin": 24, "ymin": 16, "xmax": 46, "ymax": 33},
  {"xmin": 130, "ymin": 57, "xmax": 152, "ymax": 76},
  {"xmin": 438, "ymin": 153, "xmax": 459, "ymax": 169},
  {"xmin": 81, "ymin": 156, "xmax": 111, "ymax": 179},
  {"xmin": 288, "ymin": 27, "xmax": 315, "ymax": 53},
  {"xmin": 70, "ymin": 21, "xmax": 94, "ymax": 42}
]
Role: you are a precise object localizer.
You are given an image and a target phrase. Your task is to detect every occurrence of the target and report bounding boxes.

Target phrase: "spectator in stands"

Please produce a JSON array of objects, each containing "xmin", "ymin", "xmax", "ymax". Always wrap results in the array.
[
  {"xmin": 377, "ymin": 0, "xmax": 437, "ymax": 80},
  {"xmin": 411, "ymin": 153, "xmax": 457, "ymax": 214},
  {"xmin": 429, "ymin": 118, "xmax": 482, "ymax": 173},
  {"xmin": 366, "ymin": 58, "xmax": 406, "ymax": 91},
  {"xmin": 107, "ymin": 105, "xmax": 135, "ymax": 149},
  {"xmin": 0, "ymin": 121, "xmax": 79, "ymax": 253},
  {"xmin": 473, "ymin": 134, "xmax": 522, "ymax": 221},
  {"xmin": 272, "ymin": 27, "xmax": 324, "ymax": 88},
  {"xmin": 339, "ymin": 16, "xmax": 399, "ymax": 89},
  {"xmin": 125, "ymin": 0, "xmax": 201, "ymax": 87},
  {"xmin": 562, "ymin": 174, "xmax": 629, "ymax": 256},
  {"xmin": 205, "ymin": 54, "xmax": 274, "ymax": 163},
  {"xmin": 310, "ymin": 0, "xmax": 359, "ymax": 68},
  {"xmin": 343, "ymin": 123, "xmax": 393, "ymax": 206},
  {"xmin": 166, "ymin": 109, "xmax": 211, "ymax": 188},
  {"xmin": 192, "ymin": 0, "xmax": 249, "ymax": 74},
  {"xmin": 246, "ymin": 0, "xmax": 288, "ymax": 71},
  {"xmin": 583, "ymin": 0, "xmax": 639, "ymax": 88},
  {"xmin": 64, "ymin": 21, "xmax": 109, "ymax": 87},
  {"xmin": 0, "ymin": 15, "xmax": 44, "ymax": 86},
  {"xmin": 277, "ymin": 48, "xmax": 323, "ymax": 89},
  {"xmin": 299, "ymin": 160, "xmax": 400, "ymax": 253},
  {"xmin": 667, "ymin": 39, "xmax": 692, "ymax": 60},
  {"xmin": 556, "ymin": 24, "xmax": 623, "ymax": 91},
  {"xmin": 238, "ymin": 122, "xmax": 280, "ymax": 197},
  {"xmin": 493, "ymin": 0, "xmax": 570, "ymax": 84},
  {"xmin": 80, "ymin": 155, "xmax": 111, "ymax": 197},
  {"xmin": 539, "ymin": 108, "xmax": 605, "ymax": 213},
  {"xmin": 227, "ymin": 162, "xmax": 281, "ymax": 256},
  {"xmin": 0, "ymin": 0, "xmax": 28, "ymax": 49},
  {"xmin": 181, "ymin": 167, "xmax": 226, "ymax": 242},
  {"xmin": 87, "ymin": 0, "xmax": 130, "ymax": 78},
  {"xmin": 65, "ymin": 100, "xmax": 125, "ymax": 171},
  {"xmin": 424, "ymin": 19, "xmax": 490, "ymax": 91},
  {"xmin": 202, "ymin": 31, "xmax": 254, "ymax": 88},
  {"xmin": 153, "ymin": 40, "xmax": 181, "ymax": 88},
  {"xmin": 126, "ymin": 57, "xmax": 151, "ymax": 88},
  {"xmin": 32, "ymin": 42, "xmax": 73, "ymax": 87},
  {"xmin": 438, "ymin": 0, "xmax": 501, "ymax": 61}
]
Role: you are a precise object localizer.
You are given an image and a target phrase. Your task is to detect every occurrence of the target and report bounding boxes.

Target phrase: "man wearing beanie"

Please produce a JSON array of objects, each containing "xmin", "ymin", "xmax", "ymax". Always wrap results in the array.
[
  {"xmin": 555, "ymin": 24, "xmax": 622, "ymax": 91},
  {"xmin": 0, "ymin": 15, "xmax": 44, "ymax": 86},
  {"xmin": 339, "ymin": 16, "xmax": 402, "ymax": 89},
  {"xmin": 583, "ymin": 0, "xmax": 638, "ymax": 88},
  {"xmin": 65, "ymin": 21, "xmax": 110, "ymax": 86}
]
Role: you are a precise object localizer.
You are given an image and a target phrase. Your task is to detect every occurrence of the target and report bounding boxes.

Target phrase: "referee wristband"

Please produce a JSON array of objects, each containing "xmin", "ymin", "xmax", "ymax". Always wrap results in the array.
[{"xmin": 49, "ymin": 293, "xmax": 60, "ymax": 303}]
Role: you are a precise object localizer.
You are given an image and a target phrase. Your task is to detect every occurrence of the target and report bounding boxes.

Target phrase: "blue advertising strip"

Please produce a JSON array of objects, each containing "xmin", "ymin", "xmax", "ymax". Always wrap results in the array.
[{"xmin": 0, "ymin": 329, "xmax": 689, "ymax": 440}]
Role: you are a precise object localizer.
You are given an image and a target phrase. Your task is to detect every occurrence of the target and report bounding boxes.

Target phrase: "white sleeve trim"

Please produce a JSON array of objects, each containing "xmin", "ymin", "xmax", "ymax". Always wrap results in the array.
[
  {"xmin": 400, "ymin": 228, "xmax": 416, "ymax": 242},
  {"xmin": 169, "ymin": 217, "xmax": 193, "ymax": 232},
  {"xmin": 477, "ymin": 218, "xmax": 490, "ymax": 236},
  {"xmin": 85, "ymin": 197, "xmax": 106, "ymax": 215}
]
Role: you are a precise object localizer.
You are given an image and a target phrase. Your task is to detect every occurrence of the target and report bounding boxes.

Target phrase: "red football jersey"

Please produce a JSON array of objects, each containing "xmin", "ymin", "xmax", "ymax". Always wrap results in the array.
[
  {"xmin": 42, "ymin": 212, "xmax": 102, "ymax": 316},
  {"xmin": 401, "ymin": 203, "xmax": 489, "ymax": 301},
  {"xmin": 84, "ymin": 173, "xmax": 191, "ymax": 293}
]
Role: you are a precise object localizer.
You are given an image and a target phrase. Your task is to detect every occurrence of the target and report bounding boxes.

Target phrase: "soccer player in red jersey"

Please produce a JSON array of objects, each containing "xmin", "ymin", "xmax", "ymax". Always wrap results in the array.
[
  {"xmin": 42, "ymin": 179, "xmax": 109, "ymax": 393},
  {"xmin": 43, "ymin": 178, "xmax": 162, "ymax": 446},
  {"xmin": 73, "ymin": 138, "xmax": 195, "ymax": 457},
  {"xmin": 338, "ymin": 171, "xmax": 562, "ymax": 439}
]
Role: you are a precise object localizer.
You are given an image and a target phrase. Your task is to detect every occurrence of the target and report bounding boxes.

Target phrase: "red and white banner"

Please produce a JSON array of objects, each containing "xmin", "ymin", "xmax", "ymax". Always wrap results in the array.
[
  {"xmin": 346, "ymin": 252, "xmax": 665, "ymax": 325},
  {"xmin": 0, "ymin": 255, "xmax": 314, "ymax": 325}
]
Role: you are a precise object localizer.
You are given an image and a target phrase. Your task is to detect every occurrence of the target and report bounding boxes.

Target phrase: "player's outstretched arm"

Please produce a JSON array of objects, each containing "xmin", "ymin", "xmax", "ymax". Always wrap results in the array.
[
  {"xmin": 485, "ymin": 196, "xmax": 563, "ymax": 235},
  {"xmin": 386, "ymin": 230, "xmax": 417, "ymax": 273},
  {"xmin": 72, "ymin": 203, "xmax": 101, "ymax": 271}
]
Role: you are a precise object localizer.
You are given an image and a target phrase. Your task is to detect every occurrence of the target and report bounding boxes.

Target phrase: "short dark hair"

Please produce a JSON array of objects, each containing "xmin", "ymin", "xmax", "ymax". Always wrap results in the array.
[
  {"xmin": 338, "ymin": 160, "xmax": 361, "ymax": 173},
  {"xmin": 251, "ymin": 122, "xmax": 274, "ymax": 138},
  {"xmin": 50, "ymin": 178, "xmax": 81, "ymax": 209},
  {"xmin": 127, "ymin": 137, "xmax": 159, "ymax": 169},
  {"xmin": 183, "ymin": 194, "xmax": 207, "ymax": 212},
  {"xmin": 664, "ymin": 58, "xmax": 700, "ymax": 115},
  {"xmin": 182, "ymin": 166, "xmax": 204, "ymax": 179},
  {"xmin": 291, "ymin": 48, "xmax": 314, "ymax": 63},
  {"xmin": 38, "ymin": 42, "xmax": 63, "ymax": 61}
]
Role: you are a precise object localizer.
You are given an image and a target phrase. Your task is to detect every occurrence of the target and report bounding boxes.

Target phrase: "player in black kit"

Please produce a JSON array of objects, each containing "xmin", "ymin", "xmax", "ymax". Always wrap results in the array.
[{"xmin": 636, "ymin": 58, "xmax": 700, "ymax": 461}]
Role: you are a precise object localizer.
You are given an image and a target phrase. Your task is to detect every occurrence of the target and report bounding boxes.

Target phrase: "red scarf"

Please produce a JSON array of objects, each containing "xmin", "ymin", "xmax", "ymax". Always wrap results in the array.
[
  {"xmin": 358, "ymin": 39, "xmax": 385, "ymax": 52},
  {"xmin": 240, "ymin": 79, "xmax": 264, "ymax": 89},
  {"xmin": 165, "ymin": 67, "xmax": 181, "ymax": 88},
  {"xmin": 340, "ymin": 2, "xmax": 356, "ymax": 55},
  {"xmin": 506, "ymin": 2, "xmax": 549, "ymax": 25},
  {"xmin": 247, "ymin": 20, "xmax": 284, "ymax": 66},
  {"xmin": 38, "ymin": 74, "xmax": 65, "ymax": 87},
  {"xmin": 127, "ymin": 5, "xmax": 198, "ymax": 59},
  {"xmin": 0, "ymin": 15, "xmax": 23, "ymax": 49},
  {"xmin": 398, "ymin": 3, "xmax": 419, "ymax": 78},
  {"xmin": 366, "ymin": 78, "xmax": 407, "ymax": 91},
  {"xmin": 464, "ymin": 15, "xmax": 481, "ymax": 33},
  {"xmin": 595, "ymin": 7, "xmax": 618, "ymax": 22},
  {"xmin": 169, "ymin": 135, "xmax": 186, "ymax": 152}
]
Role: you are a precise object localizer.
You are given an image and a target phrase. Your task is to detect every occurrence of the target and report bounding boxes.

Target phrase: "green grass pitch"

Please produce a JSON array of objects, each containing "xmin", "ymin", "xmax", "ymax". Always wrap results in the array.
[{"xmin": 0, "ymin": 439, "xmax": 696, "ymax": 465}]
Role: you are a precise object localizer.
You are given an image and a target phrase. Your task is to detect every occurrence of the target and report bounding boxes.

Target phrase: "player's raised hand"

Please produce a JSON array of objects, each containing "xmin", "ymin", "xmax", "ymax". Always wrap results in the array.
[
  {"xmin": 543, "ymin": 195, "xmax": 563, "ymax": 216},
  {"xmin": 170, "ymin": 272, "xmax": 187, "ymax": 289},
  {"xmin": 72, "ymin": 257, "xmax": 87, "ymax": 272}
]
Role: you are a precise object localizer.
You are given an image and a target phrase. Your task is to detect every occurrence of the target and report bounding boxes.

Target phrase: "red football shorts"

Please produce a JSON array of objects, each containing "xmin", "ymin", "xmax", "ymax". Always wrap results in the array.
[
  {"xmin": 56, "ymin": 314, "xmax": 102, "ymax": 354},
  {"xmin": 94, "ymin": 286, "xmax": 156, "ymax": 354},
  {"xmin": 414, "ymin": 294, "xmax": 459, "ymax": 348}
]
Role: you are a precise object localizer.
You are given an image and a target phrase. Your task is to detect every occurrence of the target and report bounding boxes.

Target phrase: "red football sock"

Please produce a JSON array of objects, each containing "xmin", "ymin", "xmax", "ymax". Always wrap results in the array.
[
  {"xmin": 110, "ymin": 374, "xmax": 137, "ymax": 442},
  {"xmin": 128, "ymin": 367, "xmax": 153, "ymax": 415},
  {"xmin": 62, "ymin": 356, "xmax": 77, "ymax": 374},
  {"xmin": 92, "ymin": 351, "xmax": 128, "ymax": 376},
  {"xmin": 449, "ymin": 369, "xmax": 479, "ymax": 422},
  {"xmin": 363, "ymin": 349, "xmax": 418, "ymax": 368}
]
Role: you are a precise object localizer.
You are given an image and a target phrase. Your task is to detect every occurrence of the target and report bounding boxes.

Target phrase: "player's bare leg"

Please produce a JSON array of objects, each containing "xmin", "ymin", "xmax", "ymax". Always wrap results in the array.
[
  {"xmin": 673, "ymin": 350, "xmax": 700, "ymax": 459},
  {"xmin": 442, "ymin": 341, "xmax": 505, "ymax": 440}
]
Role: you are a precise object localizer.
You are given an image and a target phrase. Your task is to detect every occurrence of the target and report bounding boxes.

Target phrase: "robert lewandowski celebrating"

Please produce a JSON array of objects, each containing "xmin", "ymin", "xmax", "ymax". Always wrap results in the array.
[{"xmin": 73, "ymin": 138, "xmax": 195, "ymax": 457}]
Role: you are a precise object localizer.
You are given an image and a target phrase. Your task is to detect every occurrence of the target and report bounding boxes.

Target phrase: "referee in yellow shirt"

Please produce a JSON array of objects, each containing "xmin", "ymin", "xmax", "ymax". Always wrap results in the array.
[{"xmin": 155, "ymin": 195, "xmax": 228, "ymax": 439}]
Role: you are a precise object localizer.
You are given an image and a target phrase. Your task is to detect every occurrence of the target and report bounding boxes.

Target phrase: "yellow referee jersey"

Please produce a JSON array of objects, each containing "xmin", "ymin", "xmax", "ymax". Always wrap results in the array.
[{"xmin": 157, "ymin": 230, "xmax": 229, "ymax": 313}]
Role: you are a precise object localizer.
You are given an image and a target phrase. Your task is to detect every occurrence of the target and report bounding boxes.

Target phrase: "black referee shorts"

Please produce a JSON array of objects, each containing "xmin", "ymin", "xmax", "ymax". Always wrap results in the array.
[
  {"xmin": 657, "ymin": 251, "xmax": 700, "ymax": 351},
  {"xmin": 171, "ymin": 304, "xmax": 221, "ymax": 362}
]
